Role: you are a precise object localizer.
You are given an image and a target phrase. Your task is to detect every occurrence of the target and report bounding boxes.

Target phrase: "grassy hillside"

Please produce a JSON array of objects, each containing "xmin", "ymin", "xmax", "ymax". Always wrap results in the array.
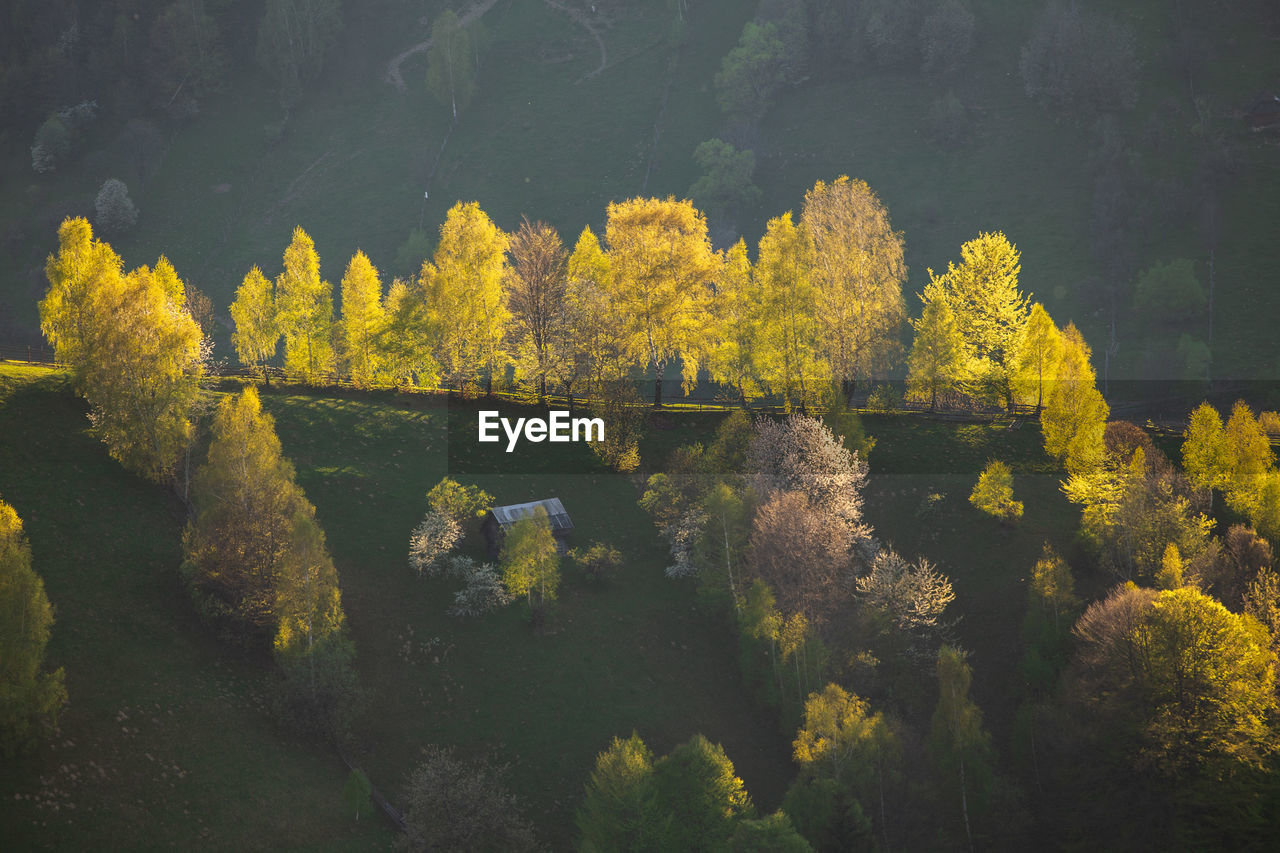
[
  {"xmin": 3, "ymin": 0, "xmax": 1277, "ymax": 385},
  {"xmin": 2, "ymin": 361, "xmax": 1097, "ymax": 845}
]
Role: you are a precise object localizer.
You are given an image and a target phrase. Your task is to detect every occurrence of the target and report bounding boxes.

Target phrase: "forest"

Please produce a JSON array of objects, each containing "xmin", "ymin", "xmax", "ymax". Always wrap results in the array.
[{"xmin": 3, "ymin": 0, "xmax": 1280, "ymax": 851}]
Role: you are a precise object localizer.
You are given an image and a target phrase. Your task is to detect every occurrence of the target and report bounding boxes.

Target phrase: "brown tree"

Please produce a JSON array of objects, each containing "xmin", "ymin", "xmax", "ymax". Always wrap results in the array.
[
  {"xmin": 506, "ymin": 217, "xmax": 568, "ymax": 400},
  {"xmin": 748, "ymin": 490, "xmax": 851, "ymax": 627}
]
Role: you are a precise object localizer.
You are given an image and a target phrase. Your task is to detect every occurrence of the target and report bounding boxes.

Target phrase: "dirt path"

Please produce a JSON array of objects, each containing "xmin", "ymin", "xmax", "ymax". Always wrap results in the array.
[
  {"xmin": 541, "ymin": 0, "xmax": 608, "ymax": 82},
  {"xmin": 384, "ymin": 0, "xmax": 501, "ymax": 92}
]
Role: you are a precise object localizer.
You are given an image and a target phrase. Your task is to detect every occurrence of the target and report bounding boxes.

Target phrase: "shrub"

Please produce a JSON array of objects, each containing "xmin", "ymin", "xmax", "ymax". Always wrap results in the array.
[
  {"xmin": 408, "ymin": 510, "xmax": 462, "ymax": 575},
  {"xmin": 970, "ymin": 460, "xmax": 1023, "ymax": 522},
  {"xmin": 570, "ymin": 541, "xmax": 623, "ymax": 582}
]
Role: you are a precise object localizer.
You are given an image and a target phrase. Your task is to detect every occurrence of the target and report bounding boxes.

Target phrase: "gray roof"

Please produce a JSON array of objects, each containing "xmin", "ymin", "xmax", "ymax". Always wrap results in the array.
[{"xmin": 489, "ymin": 498, "xmax": 573, "ymax": 533}]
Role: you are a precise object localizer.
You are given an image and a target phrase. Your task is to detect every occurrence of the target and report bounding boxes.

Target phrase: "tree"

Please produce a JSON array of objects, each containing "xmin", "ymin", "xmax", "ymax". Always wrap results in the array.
[
  {"xmin": 749, "ymin": 491, "xmax": 851, "ymax": 627},
  {"xmin": 0, "ymin": 498, "xmax": 67, "ymax": 756},
  {"xmin": 642, "ymin": 734, "xmax": 756, "ymax": 851},
  {"xmin": 697, "ymin": 483, "xmax": 750, "ymax": 607},
  {"xmin": 506, "ymin": 217, "xmax": 568, "ymax": 400},
  {"xmin": 1030, "ymin": 543, "xmax": 1077, "ymax": 631},
  {"xmin": 855, "ymin": 548, "xmax": 956, "ymax": 657},
  {"xmin": 706, "ymin": 239, "xmax": 762, "ymax": 404},
  {"xmin": 425, "ymin": 10, "xmax": 481, "ymax": 120},
  {"xmin": 920, "ymin": 0, "xmax": 975, "ymax": 75},
  {"xmin": 569, "ymin": 541, "xmax": 623, "ymax": 583},
  {"xmin": 588, "ymin": 379, "xmax": 645, "ymax": 473},
  {"xmin": 801, "ymin": 177, "xmax": 907, "ymax": 392},
  {"xmin": 397, "ymin": 746, "xmax": 536, "ymax": 852},
  {"xmin": 1041, "ymin": 323, "xmax": 1108, "ymax": 473},
  {"xmin": 1073, "ymin": 586, "xmax": 1278, "ymax": 776},
  {"xmin": 425, "ymin": 477, "xmax": 494, "ymax": 534},
  {"xmin": 1020, "ymin": 2, "xmax": 1138, "ymax": 114},
  {"xmin": 577, "ymin": 732, "xmax": 654, "ymax": 851},
  {"xmin": 150, "ymin": 0, "xmax": 227, "ymax": 101},
  {"xmin": 40, "ymin": 217, "xmax": 125, "ymax": 383},
  {"xmin": 274, "ymin": 226, "xmax": 335, "ymax": 380},
  {"xmin": 94, "ymin": 178, "xmax": 138, "ymax": 234},
  {"xmin": 747, "ymin": 415, "xmax": 870, "ymax": 548},
  {"xmin": 407, "ymin": 511, "xmax": 462, "ymax": 576},
  {"xmin": 338, "ymin": 250, "xmax": 385, "ymax": 386},
  {"xmin": 689, "ymin": 139, "xmax": 762, "ymax": 217},
  {"xmin": 603, "ymin": 197, "xmax": 718, "ymax": 406},
  {"xmin": 715, "ymin": 21, "xmax": 787, "ymax": 120},
  {"xmin": 231, "ymin": 266, "xmax": 279, "ymax": 374},
  {"xmin": 426, "ymin": 201, "xmax": 510, "ymax": 392},
  {"xmin": 181, "ymin": 388, "xmax": 313, "ymax": 640},
  {"xmin": 62, "ymin": 253, "xmax": 206, "ymax": 483},
  {"xmin": 1133, "ymin": 259, "xmax": 1205, "ymax": 324},
  {"xmin": 727, "ymin": 813, "xmax": 815, "ymax": 852},
  {"xmin": 906, "ymin": 284, "xmax": 968, "ymax": 410},
  {"xmin": 793, "ymin": 684, "xmax": 897, "ymax": 811},
  {"xmin": 929, "ymin": 645, "xmax": 994, "ymax": 851},
  {"xmin": 256, "ymin": 0, "xmax": 342, "ymax": 110},
  {"xmin": 500, "ymin": 507, "xmax": 560, "ymax": 615},
  {"xmin": 754, "ymin": 214, "xmax": 827, "ymax": 411},
  {"xmin": 342, "ymin": 768, "xmax": 372, "ymax": 822},
  {"xmin": 969, "ymin": 460, "xmax": 1023, "ymax": 523},
  {"xmin": 927, "ymin": 231, "xmax": 1028, "ymax": 408},
  {"xmin": 1011, "ymin": 303, "xmax": 1063, "ymax": 413}
]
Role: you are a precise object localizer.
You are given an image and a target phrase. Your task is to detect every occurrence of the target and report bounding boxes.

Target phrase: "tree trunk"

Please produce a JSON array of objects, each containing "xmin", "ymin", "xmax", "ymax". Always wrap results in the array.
[
  {"xmin": 960, "ymin": 758, "xmax": 973, "ymax": 852},
  {"xmin": 652, "ymin": 373, "xmax": 663, "ymax": 408}
]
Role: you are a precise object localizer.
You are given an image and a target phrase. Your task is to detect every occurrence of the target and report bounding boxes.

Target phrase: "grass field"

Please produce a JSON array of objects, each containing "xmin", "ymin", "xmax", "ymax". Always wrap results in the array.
[
  {"xmin": 1, "ymin": 361, "xmax": 1103, "ymax": 846},
  {"xmin": 3, "ymin": 1, "xmax": 1277, "ymax": 386}
]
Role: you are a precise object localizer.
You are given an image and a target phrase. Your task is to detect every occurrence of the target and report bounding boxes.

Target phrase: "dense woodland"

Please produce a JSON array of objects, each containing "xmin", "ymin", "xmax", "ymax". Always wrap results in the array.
[{"xmin": 4, "ymin": 0, "xmax": 1280, "ymax": 850}]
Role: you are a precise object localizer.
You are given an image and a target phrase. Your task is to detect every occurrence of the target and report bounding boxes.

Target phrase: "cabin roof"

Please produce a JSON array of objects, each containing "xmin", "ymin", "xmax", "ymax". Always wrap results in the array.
[{"xmin": 489, "ymin": 498, "xmax": 573, "ymax": 533}]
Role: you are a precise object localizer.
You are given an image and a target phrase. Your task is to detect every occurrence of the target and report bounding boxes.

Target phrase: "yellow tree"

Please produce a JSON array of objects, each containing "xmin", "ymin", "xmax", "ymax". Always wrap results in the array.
[
  {"xmin": 0, "ymin": 497, "xmax": 67, "ymax": 756},
  {"xmin": 500, "ymin": 507, "xmax": 560, "ymax": 614},
  {"xmin": 338, "ymin": 250, "xmax": 385, "ymax": 387},
  {"xmin": 428, "ymin": 201, "xmax": 510, "ymax": 392},
  {"xmin": 1012, "ymin": 302, "xmax": 1063, "ymax": 414},
  {"xmin": 79, "ymin": 261, "xmax": 207, "ymax": 482},
  {"xmin": 557, "ymin": 226, "xmax": 625, "ymax": 400},
  {"xmin": 275, "ymin": 226, "xmax": 335, "ymax": 381},
  {"xmin": 1042, "ymin": 323, "xmax": 1108, "ymax": 473},
  {"xmin": 706, "ymin": 239, "xmax": 762, "ymax": 405},
  {"xmin": 39, "ymin": 217, "xmax": 125, "ymax": 382},
  {"xmin": 378, "ymin": 274, "xmax": 442, "ymax": 388},
  {"xmin": 906, "ymin": 281, "xmax": 968, "ymax": 411},
  {"xmin": 603, "ymin": 197, "xmax": 719, "ymax": 407},
  {"xmin": 929, "ymin": 231, "xmax": 1029, "ymax": 408},
  {"xmin": 230, "ymin": 265, "xmax": 279, "ymax": 374},
  {"xmin": 754, "ymin": 213, "xmax": 827, "ymax": 412},
  {"xmin": 801, "ymin": 176, "xmax": 907, "ymax": 394}
]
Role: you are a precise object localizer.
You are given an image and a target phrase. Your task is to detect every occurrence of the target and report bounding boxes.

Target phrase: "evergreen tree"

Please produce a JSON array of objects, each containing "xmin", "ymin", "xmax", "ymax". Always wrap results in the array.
[
  {"xmin": 1011, "ymin": 302, "xmax": 1063, "ymax": 413},
  {"xmin": 1042, "ymin": 323, "xmax": 1108, "ymax": 473},
  {"xmin": 906, "ymin": 282, "xmax": 967, "ymax": 410},
  {"xmin": 338, "ymin": 250, "xmax": 385, "ymax": 386},
  {"xmin": 275, "ymin": 226, "xmax": 335, "ymax": 380},
  {"xmin": 577, "ymin": 732, "xmax": 654, "ymax": 851}
]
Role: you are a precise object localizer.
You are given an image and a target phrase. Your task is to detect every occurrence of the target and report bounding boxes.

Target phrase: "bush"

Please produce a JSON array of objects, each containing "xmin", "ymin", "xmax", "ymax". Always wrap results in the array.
[
  {"xmin": 94, "ymin": 179, "xmax": 139, "ymax": 234},
  {"xmin": 408, "ymin": 510, "xmax": 462, "ymax": 575},
  {"xmin": 866, "ymin": 384, "xmax": 901, "ymax": 413},
  {"xmin": 970, "ymin": 460, "xmax": 1023, "ymax": 522},
  {"xmin": 570, "ymin": 541, "xmax": 623, "ymax": 582},
  {"xmin": 448, "ymin": 561, "xmax": 514, "ymax": 617}
]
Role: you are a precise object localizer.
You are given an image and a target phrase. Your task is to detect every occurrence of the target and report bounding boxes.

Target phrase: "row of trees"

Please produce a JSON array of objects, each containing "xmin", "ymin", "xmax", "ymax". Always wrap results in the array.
[
  {"xmin": 181, "ymin": 387, "xmax": 359, "ymax": 733},
  {"xmin": 232, "ymin": 178, "xmax": 908, "ymax": 409}
]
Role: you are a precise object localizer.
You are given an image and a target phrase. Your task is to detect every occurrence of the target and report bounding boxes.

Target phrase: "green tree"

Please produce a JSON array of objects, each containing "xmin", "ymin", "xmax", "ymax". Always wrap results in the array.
[
  {"xmin": 906, "ymin": 283, "xmax": 967, "ymax": 410},
  {"xmin": 338, "ymin": 250, "xmax": 385, "ymax": 387},
  {"xmin": 1041, "ymin": 323, "xmax": 1108, "ymax": 473},
  {"xmin": 577, "ymin": 732, "xmax": 654, "ymax": 852},
  {"xmin": 689, "ymin": 139, "xmax": 762, "ymax": 217},
  {"xmin": 642, "ymin": 734, "xmax": 756, "ymax": 851},
  {"xmin": 0, "ymin": 498, "xmax": 67, "ymax": 757},
  {"xmin": 715, "ymin": 21, "xmax": 787, "ymax": 119},
  {"xmin": 929, "ymin": 645, "xmax": 994, "ymax": 850},
  {"xmin": 1030, "ymin": 543, "xmax": 1077, "ymax": 632},
  {"xmin": 1133, "ymin": 259, "xmax": 1205, "ymax": 324},
  {"xmin": 500, "ymin": 507, "xmax": 560, "ymax": 614},
  {"xmin": 696, "ymin": 482, "xmax": 750, "ymax": 608},
  {"xmin": 425, "ymin": 10, "xmax": 481, "ymax": 120},
  {"xmin": 342, "ymin": 768, "xmax": 372, "ymax": 821},
  {"xmin": 231, "ymin": 265, "xmax": 279, "ymax": 374},
  {"xmin": 256, "ymin": 0, "xmax": 342, "ymax": 110},
  {"xmin": 727, "ymin": 813, "xmax": 815, "ymax": 852},
  {"xmin": 39, "ymin": 217, "xmax": 125, "ymax": 384},
  {"xmin": 425, "ymin": 476, "xmax": 494, "ymax": 534},
  {"xmin": 802, "ymin": 177, "xmax": 907, "ymax": 393},
  {"xmin": 275, "ymin": 226, "xmax": 335, "ymax": 380},
  {"xmin": 969, "ymin": 460, "xmax": 1023, "ymax": 523}
]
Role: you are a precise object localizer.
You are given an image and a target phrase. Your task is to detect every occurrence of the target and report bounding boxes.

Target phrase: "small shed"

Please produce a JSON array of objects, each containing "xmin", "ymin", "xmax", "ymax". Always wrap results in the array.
[{"xmin": 482, "ymin": 498, "xmax": 574, "ymax": 558}]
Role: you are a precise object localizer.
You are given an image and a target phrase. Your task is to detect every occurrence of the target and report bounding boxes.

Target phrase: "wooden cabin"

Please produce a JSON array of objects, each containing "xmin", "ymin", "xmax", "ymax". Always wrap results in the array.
[{"xmin": 482, "ymin": 498, "xmax": 574, "ymax": 558}]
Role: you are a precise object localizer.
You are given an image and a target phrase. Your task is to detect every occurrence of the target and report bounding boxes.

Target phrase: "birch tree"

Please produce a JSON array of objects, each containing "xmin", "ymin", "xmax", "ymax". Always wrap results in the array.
[
  {"xmin": 506, "ymin": 217, "xmax": 568, "ymax": 400},
  {"xmin": 231, "ymin": 265, "xmax": 279, "ymax": 374},
  {"xmin": 754, "ymin": 213, "xmax": 827, "ymax": 412},
  {"xmin": 338, "ymin": 250, "xmax": 385, "ymax": 386}
]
